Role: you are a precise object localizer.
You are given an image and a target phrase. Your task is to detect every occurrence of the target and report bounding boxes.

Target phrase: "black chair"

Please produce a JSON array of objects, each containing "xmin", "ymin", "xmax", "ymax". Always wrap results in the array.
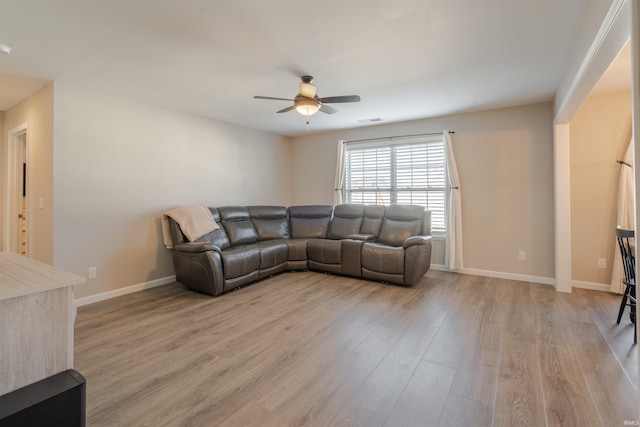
[{"xmin": 616, "ymin": 227, "xmax": 636, "ymax": 343}]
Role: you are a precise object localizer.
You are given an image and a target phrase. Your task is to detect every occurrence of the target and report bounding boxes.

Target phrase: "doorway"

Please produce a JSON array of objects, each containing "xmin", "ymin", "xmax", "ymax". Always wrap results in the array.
[{"xmin": 4, "ymin": 123, "xmax": 28, "ymax": 255}]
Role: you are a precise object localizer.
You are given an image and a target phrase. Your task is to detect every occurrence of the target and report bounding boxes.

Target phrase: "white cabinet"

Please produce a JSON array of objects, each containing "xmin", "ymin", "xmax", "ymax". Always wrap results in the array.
[{"xmin": 0, "ymin": 252, "xmax": 85, "ymax": 396}]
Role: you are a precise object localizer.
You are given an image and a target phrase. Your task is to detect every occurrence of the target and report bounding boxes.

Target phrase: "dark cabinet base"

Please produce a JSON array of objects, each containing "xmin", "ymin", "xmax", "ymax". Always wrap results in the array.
[{"xmin": 0, "ymin": 369, "xmax": 86, "ymax": 427}]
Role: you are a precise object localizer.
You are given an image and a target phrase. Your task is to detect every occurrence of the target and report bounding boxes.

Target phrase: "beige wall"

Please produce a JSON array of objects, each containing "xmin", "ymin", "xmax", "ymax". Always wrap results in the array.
[
  {"xmin": 570, "ymin": 90, "xmax": 632, "ymax": 285},
  {"xmin": 52, "ymin": 84, "xmax": 292, "ymax": 299},
  {"xmin": 291, "ymin": 102, "xmax": 555, "ymax": 280},
  {"xmin": 2, "ymin": 85, "xmax": 54, "ymax": 263}
]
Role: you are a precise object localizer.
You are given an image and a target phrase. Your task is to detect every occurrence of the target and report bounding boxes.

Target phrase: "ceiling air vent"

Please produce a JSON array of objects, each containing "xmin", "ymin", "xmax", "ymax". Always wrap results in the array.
[{"xmin": 358, "ymin": 117, "xmax": 383, "ymax": 124}]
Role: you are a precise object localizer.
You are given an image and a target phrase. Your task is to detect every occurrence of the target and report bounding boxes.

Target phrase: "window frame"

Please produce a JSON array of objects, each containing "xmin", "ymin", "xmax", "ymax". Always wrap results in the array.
[{"xmin": 342, "ymin": 134, "xmax": 448, "ymax": 236}]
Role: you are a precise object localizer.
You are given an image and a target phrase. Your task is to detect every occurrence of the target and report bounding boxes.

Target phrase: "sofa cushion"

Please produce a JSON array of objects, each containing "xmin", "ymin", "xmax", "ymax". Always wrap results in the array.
[
  {"xmin": 219, "ymin": 206, "xmax": 258, "ymax": 246},
  {"xmin": 286, "ymin": 239, "xmax": 309, "ymax": 262},
  {"xmin": 362, "ymin": 242, "xmax": 405, "ymax": 274},
  {"xmin": 377, "ymin": 205, "xmax": 424, "ymax": 247},
  {"xmin": 255, "ymin": 240, "xmax": 288, "ymax": 269},
  {"xmin": 219, "ymin": 245, "xmax": 261, "ymax": 280},
  {"xmin": 288, "ymin": 205, "xmax": 333, "ymax": 239},
  {"xmin": 247, "ymin": 205, "xmax": 290, "ymax": 240},
  {"xmin": 360, "ymin": 205, "xmax": 385, "ymax": 236},
  {"xmin": 327, "ymin": 204, "xmax": 364, "ymax": 239},
  {"xmin": 307, "ymin": 239, "xmax": 341, "ymax": 264}
]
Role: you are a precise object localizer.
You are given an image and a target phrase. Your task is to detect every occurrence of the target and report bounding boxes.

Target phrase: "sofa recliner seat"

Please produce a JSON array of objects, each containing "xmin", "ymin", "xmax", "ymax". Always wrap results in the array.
[
  {"xmin": 167, "ymin": 204, "xmax": 432, "ymax": 296},
  {"xmin": 307, "ymin": 204, "xmax": 366, "ymax": 275}
]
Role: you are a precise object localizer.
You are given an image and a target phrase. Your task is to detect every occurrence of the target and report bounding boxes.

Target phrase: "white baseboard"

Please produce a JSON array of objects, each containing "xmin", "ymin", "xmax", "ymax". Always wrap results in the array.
[
  {"xmin": 74, "ymin": 275, "xmax": 176, "ymax": 307},
  {"xmin": 571, "ymin": 280, "xmax": 611, "ymax": 292},
  {"xmin": 430, "ymin": 264, "xmax": 555, "ymax": 286}
]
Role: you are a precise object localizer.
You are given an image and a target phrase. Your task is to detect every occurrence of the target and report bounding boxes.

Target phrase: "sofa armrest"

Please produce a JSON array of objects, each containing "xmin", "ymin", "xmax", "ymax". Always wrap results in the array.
[
  {"xmin": 174, "ymin": 242, "xmax": 221, "ymax": 253},
  {"xmin": 347, "ymin": 233, "xmax": 376, "ymax": 242},
  {"xmin": 403, "ymin": 235, "xmax": 432, "ymax": 249}
]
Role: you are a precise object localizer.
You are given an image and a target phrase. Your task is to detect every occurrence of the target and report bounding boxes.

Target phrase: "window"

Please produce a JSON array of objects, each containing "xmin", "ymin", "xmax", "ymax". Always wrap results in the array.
[{"xmin": 343, "ymin": 134, "xmax": 446, "ymax": 234}]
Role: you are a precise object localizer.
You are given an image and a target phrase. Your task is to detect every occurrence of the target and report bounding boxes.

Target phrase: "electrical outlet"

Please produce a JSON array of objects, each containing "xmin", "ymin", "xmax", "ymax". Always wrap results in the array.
[
  {"xmin": 597, "ymin": 258, "xmax": 606, "ymax": 269},
  {"xmin": 518, "ymin": 251, "xmax": 526, "ymax": 261},
  {"xmin": 89, "ymin": 267, "xmax": 96, "ymax": 279}
]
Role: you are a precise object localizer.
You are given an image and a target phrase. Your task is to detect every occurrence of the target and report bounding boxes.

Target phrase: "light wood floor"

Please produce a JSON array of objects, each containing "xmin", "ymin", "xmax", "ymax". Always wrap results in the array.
[{"xmin": 75, "ymin": 270, "xmax": 639, "ymax": 426}]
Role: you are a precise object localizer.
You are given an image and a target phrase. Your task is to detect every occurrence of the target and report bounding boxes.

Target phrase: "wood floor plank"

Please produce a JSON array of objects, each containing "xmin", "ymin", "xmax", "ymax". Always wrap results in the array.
[
  {"xmin": 158, "ymin": 279, "xmax": 394, "ymax": 426},
  {"xmin": 448, "ymin": 277, "xmax": 510, "ymax": 405},
  {"xmin": 493, "ymin": 283, "xmax": 547, "ymax": 427},
  {"xmin": 384, "ymin": 360, "xmax": 456, "ymax": 427},
  {"xmin": 326, "ymin": 405, "xmax": 386, "ymax": 427},
  {"xmin": 335, "ymin": 348, "xmax": 423, "ymax": 421},
  {"xmin": 73, "ymin": 270, "xmax": 639, "ymax": 427},
  {"xmin": 437, "ymin": 393, "xmax": 493, "ymax": 427},
  {"xmin": 263, "ymin": 323, "xmax": 402, "ymax": 427},
  {"xmin": 529, "ymin": 283, "xmax": 602, "ymax": 426},
  {"xmin": 421, "ymin": 274, "xmax": 479, "ymax": 369},
  {"xmin": 569, "ymin": 319, "xmax": 638, "ymax": 425},
  {"xmin": 575, "ymin": 288, "xmax": 638, "ymax": 387}
]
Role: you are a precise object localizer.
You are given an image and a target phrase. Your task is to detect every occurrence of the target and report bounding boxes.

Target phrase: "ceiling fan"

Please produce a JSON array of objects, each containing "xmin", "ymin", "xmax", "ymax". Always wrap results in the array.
[{"xmin": 254, "ymin": 75, "xmax": 361, "ymax": 116}]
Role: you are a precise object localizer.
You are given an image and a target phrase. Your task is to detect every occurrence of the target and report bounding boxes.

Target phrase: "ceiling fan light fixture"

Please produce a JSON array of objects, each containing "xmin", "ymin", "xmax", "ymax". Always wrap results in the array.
[
  {"xmin": 253, "ymin": 75, "xmax": 360, "ymax": 118},
  {"xmin": 295, "ymin": 99, "xmax": 320, "ymax": 116}
]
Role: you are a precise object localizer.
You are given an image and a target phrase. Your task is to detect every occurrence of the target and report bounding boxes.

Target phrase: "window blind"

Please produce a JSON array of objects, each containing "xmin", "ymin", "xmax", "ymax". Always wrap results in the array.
[{"xmin": 344, "ymin": 135, "xmax": 446, "ymax": 233}]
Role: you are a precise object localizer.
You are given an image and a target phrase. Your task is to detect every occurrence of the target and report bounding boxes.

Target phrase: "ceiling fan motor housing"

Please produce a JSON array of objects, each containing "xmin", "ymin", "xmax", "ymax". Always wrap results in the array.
[{"xmin": 299, "ymin": 76, "xmax": 317, "ymax": 99}]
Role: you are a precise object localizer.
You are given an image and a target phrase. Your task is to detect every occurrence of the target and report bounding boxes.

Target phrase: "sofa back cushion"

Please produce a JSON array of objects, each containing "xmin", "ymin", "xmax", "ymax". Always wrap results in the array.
[
  {"xmin": 377, "ymin": 205, "xmax": 425, "ymax": 247},
  {"xmin": 328, "ymin": 204, "xmax": 364, "ymax": 239},
  {"xmin": 247, "ymin": 205, "xmax": 290, "ymax": 240},
  {"xmin": 288, "ymin": 205, "xmax": 333, "ymax": 239},
  {"xmin": 218, "ymin": 206, "xmax": 258, "ymax": 246},
  {"xmin": 360, "ymin": 205, "xmax": 386, "ymax": 237}
]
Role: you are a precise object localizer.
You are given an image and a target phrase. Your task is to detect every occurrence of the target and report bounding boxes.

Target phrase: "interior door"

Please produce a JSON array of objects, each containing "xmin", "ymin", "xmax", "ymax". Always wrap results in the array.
[{"xmin": 4, "ymin": 125, "xmax": 28, "ymax": 255}]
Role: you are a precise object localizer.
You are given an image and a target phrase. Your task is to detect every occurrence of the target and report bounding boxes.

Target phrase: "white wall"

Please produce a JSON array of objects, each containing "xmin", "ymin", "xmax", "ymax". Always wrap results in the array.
[
  {"xmin": 291, "ymin": 102, "xmax": 555, "ymax": 281},
  {"xmin": 52, "ymin": 84, "xmax": 292, "ymax": 299}
]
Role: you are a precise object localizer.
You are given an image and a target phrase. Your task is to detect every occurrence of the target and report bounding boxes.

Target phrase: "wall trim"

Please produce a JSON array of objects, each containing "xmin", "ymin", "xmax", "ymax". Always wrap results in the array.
[
  {"xmin": 430, "ymin": 264, "xmax": 555, "ymax": 287},
  {"xmin": 555, "ymin": 0, "xmax": 630, "ymax": 122},
  {"xmin": 74, "ymin": 275, "xmax": 176, "ymax": 307},
  {"xmin": 572, "ymin": 280, "xmax": 612, "ymax": 292}
]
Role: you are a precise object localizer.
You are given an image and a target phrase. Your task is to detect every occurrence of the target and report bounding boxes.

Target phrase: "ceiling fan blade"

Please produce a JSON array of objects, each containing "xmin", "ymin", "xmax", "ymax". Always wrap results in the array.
[
  {"xmin": 318, "ymin": 95, "xmax": 361, "ymax": 104},
  {"xmin": 277, "ymin": 105, "xmax": 296, "ymax": 113},
  {"xmin": 319, "ymin": 104, "xmax": 338, "ymax": 114},
  {"xmin": 254, "ymin": 96, "xmax": 295, "ymax": 101}
]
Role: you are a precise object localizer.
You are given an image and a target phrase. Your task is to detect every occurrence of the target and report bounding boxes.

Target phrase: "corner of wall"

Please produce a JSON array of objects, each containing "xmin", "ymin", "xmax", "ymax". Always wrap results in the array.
[{"xmin": 0, "ymin": 110, "xmax": 5, "ymax": 249}]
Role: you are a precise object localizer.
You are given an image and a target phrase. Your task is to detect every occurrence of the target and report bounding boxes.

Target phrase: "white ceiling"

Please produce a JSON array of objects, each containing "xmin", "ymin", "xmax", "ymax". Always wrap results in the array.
[{"xmin": 0, "ymin": 1, "xmax": 600, "ymax": 137}]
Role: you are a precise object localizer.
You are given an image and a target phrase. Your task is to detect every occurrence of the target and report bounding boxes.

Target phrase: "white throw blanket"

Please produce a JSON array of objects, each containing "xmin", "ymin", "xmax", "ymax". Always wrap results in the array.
[{"xmin": 161, "ymin": 204, "xmax": 219, "ymax": 249}]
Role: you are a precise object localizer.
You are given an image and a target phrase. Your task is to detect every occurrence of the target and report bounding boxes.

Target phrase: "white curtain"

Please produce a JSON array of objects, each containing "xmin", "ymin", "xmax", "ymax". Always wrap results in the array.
[
  {"xmin": 444, "ymin": 130, "xmax": 464, "ymax": 270},
  {"xmin": 333, "ymin": 140, "xmax": 346, "ymax": 206},
  {"xmin": 611, "ymin": 137, "xmax": 635, "ymax": 293}
]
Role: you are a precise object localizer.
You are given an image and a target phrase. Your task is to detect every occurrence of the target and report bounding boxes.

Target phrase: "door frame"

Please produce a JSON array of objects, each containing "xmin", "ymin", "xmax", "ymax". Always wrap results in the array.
[
  {"xmin": 553, "ymin": 0, "xmax": 633, "ymax": 293},
  {"xmin": 4, "ymin": 122, "xmax": 29, "ymax": 254}
]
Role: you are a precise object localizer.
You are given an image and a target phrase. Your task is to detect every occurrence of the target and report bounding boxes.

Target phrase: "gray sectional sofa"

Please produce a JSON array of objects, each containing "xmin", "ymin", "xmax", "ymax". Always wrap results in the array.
[{"xmin": 166, "ymin": 204, "xmax": 432, "ymax": 296}]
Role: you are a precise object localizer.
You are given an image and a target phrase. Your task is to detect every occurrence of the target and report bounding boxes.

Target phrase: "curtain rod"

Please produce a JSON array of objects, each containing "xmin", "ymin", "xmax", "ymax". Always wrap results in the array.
[
  {"xmin": 344, "ymin": 131, "xmax": 454, "ymax": 144},
  {"xmin": 617, "ymin": 160, "xmax": 632, "ymax": 168}
]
